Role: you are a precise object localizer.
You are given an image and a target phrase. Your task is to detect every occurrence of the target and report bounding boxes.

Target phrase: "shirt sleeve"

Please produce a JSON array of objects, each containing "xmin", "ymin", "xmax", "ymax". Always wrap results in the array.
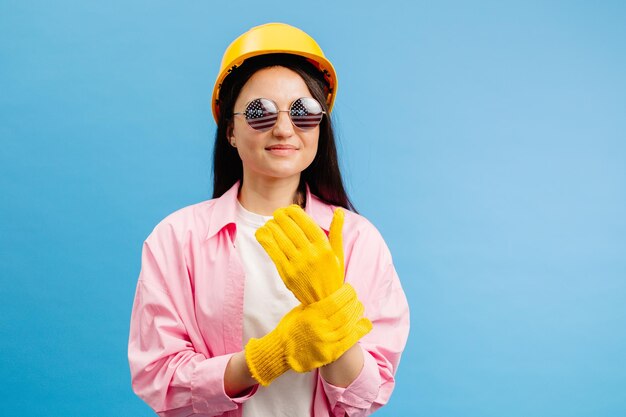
[
  {"xmin": 128, "ymin": 224, "xmax": 258, "ymax": 416},
  {"xmin": 318, "ymin": 220, "xmax": 410, "ymax": 416}
]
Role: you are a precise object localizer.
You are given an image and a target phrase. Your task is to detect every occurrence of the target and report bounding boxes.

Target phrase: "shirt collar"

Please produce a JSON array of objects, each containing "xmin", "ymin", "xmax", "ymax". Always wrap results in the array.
[
  {"xmin": 206, "ymin": 181, "xmax": 240, "ymax": 240},
  {"xmin": 205, "ymin": 181, "xmax": 336, "ymax": 240}
]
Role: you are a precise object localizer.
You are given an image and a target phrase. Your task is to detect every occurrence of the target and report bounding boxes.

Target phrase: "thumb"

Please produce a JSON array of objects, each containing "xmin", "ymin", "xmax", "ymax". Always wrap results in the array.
[{"xmin": 328, "ymin": 208, "xmax": 345, "ymax": 272}]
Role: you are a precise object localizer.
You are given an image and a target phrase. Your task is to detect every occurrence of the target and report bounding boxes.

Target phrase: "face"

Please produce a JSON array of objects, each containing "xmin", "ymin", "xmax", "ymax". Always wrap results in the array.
[{"xmin": 230, "ymin": 66, "xmax": 320, "ymax": 184}]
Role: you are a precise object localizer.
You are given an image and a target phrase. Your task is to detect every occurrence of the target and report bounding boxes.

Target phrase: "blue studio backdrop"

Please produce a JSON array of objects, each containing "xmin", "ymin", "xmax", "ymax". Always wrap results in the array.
[{"xmin": 1, "ymin": 1, "xmax": 625, "ymax": 416}]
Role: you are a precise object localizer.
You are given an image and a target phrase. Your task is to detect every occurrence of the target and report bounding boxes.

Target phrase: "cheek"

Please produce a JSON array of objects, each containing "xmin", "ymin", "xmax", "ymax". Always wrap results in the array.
[
  {"xmin": 235, "ymin": 138, "xmax": 268, "ymax": 169},
  {"xmin": 235, "ymin": 141, "xmax": 257, "ymax": 163},
  {"xmin": 304, "ymin": 135, "xmax": 320, "ymax": 159}
]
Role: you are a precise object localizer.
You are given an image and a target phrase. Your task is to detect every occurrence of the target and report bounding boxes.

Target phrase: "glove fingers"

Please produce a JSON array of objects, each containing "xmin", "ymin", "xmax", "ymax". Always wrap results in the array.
[
  {"xmin": 285, "ymin": 305, "xmax": 372, "ymax": 373},
  {"xmin": 331, "ymin": 317, "xmax": 373, "ymax": 357},
  {"xmin": 284, "ymin": 205, "xmax": 328, "ymax": 245},
  {"xmin": 273, "ymin": 208, "xmax": 310, "ymax": 249},
  {"xmin": 308, "ymin": 285, "xmax": 365, "ymax": 336},
  {"xmin": 310, "ymin": 284, "xmax": 356, "ymax": 319},
  {"xmin": 328, "ymin": 297, "xmax": 365, "ymax": 332},
  {"xmin": 255, "ymin": 226, "xmax": 290, "ymax": 268},
  {"xmin": 328, "ymin": 208, "xmax": 345, "ymax": 270},
  {"xmin": 353, "ymin": 317, "xmax": 373, "ymax": 340},
  {"xmin": 264, "ymin": 220, "xmax": 299, "ymax": 260},
  {"xmin": 321, "ymin": 317, "xmax": 373, "ymax": 365}
]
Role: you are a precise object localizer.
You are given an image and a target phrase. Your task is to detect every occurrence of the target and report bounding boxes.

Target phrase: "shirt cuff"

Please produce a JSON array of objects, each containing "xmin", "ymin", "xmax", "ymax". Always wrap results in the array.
[
  {"xmin": 191, "ymin": 352, "xmax": 259, "ymax": 414},
  {"xmin": 320, "ymin": 345, "xmax": 381, "ymax": 412}
]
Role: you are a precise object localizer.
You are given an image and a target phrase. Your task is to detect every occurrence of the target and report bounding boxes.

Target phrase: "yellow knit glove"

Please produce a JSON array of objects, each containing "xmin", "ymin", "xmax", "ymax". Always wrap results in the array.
[
  {"xmin": 244, "ymin": 283, "xmax": 372, "ymax": 386},
  {"xmin": 255, "ymin": 204, "xmax": 345, "ymax": 305}
]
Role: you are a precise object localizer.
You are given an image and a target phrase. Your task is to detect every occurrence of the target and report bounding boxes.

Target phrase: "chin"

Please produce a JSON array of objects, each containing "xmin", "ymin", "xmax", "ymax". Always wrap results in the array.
[
  {"xmin": 243, "ymin": 158, "xmax": 315, "ymax": 181},
  {"xmin": 254, "ymin": 166, "xmax": 305, "ymax": 180},
  {"xmin": 264, "ymin": 162, "xmax": 312, "ymax": 177},
  {"xmin": 265, "ymin": 170, "xmax": 305, "ymax": 180}
]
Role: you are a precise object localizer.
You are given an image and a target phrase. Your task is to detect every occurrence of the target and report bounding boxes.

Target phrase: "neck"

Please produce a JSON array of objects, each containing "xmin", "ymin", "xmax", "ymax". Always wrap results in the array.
[{"xmin": 238, "ymin": 173, "xmax": 303, "ymax": 216}]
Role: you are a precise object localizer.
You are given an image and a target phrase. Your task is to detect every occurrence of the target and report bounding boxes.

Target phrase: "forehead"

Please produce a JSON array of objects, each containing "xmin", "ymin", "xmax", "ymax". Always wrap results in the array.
[{"xmin": 236, "ymin": 66, "xmax": 313, "ymax": 106}]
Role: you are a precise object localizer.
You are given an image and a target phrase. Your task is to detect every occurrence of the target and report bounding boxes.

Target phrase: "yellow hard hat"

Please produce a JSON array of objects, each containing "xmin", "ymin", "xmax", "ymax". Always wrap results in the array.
[{"xmin": 211, "ymin": 22, "xmax": 337, "ymax": 122}]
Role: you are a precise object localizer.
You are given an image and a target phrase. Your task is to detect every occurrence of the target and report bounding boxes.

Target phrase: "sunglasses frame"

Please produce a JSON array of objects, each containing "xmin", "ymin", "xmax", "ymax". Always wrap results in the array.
[{"xmin": 232, "ymin": 97, "xmax": 326, "ymax": 132}]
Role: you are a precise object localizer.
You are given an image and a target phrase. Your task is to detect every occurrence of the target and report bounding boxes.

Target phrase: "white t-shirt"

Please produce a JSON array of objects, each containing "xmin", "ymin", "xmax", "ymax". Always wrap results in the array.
[{"xmin": 235, "ymin": 201, "xmax": 315, "ymax": 417}]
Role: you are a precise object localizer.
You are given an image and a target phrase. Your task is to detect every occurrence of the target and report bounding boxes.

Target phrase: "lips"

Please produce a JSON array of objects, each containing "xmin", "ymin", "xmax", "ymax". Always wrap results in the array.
[
  {"xmin": 265, "ymin": 144, "xmax": 299, "ymax": 156},
  {"xmin": 265, "ymin": 144, "xmax": 298, "ymax": 150}
]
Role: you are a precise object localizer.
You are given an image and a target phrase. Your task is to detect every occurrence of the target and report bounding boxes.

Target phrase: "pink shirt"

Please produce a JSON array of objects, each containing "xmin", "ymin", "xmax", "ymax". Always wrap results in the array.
[{"xmin": 128, "ymin": 182, "xmax": 410, "ymax": 417}]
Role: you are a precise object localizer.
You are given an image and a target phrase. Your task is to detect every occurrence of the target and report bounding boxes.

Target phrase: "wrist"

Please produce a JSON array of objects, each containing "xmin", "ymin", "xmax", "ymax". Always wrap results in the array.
[
  {"xmin": 320, "ymin": 343, "xmax": 364, "ymax": 388},
  {"xmin": 224, "ymin": 351, "xmax": 257, "ymax": 397}
]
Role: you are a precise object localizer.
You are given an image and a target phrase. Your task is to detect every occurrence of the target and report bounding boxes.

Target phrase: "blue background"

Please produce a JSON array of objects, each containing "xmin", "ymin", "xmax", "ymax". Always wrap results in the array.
[{"xmin": 1, "ymin": 1, "xmax": 625, "ymax": 416}]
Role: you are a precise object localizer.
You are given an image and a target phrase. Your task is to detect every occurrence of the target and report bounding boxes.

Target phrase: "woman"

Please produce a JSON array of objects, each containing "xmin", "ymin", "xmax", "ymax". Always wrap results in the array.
[{"xmin": 128, "ymin": 23, "xmax": 409, "ymax": 417}]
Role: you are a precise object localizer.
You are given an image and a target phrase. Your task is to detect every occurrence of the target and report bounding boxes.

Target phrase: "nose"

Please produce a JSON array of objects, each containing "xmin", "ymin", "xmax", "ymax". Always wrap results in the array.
[{"xmin": 272, "ymin": 110, "xmax": 294, "ymax": 138}]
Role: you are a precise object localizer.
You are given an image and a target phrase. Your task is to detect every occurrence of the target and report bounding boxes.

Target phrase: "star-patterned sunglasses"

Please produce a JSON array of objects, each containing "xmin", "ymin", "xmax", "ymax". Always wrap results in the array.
[{"xmin": 233, "ymin": 97, "xmax": 326, "ymax": 132}]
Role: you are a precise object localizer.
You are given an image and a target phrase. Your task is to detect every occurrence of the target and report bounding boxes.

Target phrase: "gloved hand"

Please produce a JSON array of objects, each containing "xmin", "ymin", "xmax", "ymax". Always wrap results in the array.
[
  {"xmin": 255, "ymin": 204, "xmax": 345, "ymax": 305},
  {"xmin": 244, "ymin": 283, "xmax": 372, "ymax": 386}
]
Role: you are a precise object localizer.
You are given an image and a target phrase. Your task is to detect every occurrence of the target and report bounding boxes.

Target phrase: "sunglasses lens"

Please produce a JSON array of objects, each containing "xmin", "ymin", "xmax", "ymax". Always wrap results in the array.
[
  {"xmin": 244, "ymin": 98, "xmax": 278, "ymax": 131},
  {"xmin": 290, "ymin": 98, "xmax": 324, "ymax": 130}
]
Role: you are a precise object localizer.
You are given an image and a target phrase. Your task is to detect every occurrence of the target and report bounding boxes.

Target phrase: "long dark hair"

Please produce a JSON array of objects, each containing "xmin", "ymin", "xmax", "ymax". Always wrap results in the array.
[{"xmin": 212, "ymin": 53, "xmax": 357, "ymax": 212}]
